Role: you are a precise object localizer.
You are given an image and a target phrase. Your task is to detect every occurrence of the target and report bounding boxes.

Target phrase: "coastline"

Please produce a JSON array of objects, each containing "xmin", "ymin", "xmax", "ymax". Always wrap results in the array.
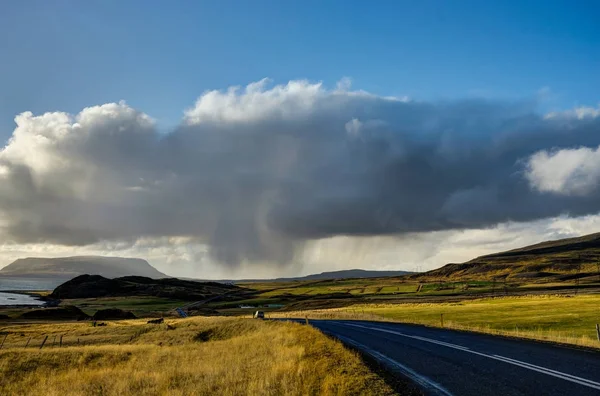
[
  {"xmin": 0, "ymin": 290, "xmax": 50, "ymax": 297},
  {"xmin": 0, "ymin": 290, "xmax": 56, "ymax": 308}
]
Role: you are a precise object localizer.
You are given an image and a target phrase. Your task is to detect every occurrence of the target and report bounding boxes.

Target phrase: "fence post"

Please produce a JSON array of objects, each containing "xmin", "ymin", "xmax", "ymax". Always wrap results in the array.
[
  {"xmin": 596, "ymin": 324, "xmax": 600, "ymax": 341},
  {"xmin": 25, "ymin": 337, "xmax": 31, "ymax": 347},
  {"xmin": 440, "ymin": 313, "xmax": 444, "ymax": 328},
  {"xmin": 0, "ymin": 334, "xmax": 7, "ymax": 350},
  {"xmin": 52, "ymin": 335, "xmax": 56, "ymax": 348},
  {"xmin": 60, "ymin": 335, "xmax": 63, "ymax": 348},
  {"xmin": 40, "ymin": 336, "xmax": 48, "ymax": 350}
]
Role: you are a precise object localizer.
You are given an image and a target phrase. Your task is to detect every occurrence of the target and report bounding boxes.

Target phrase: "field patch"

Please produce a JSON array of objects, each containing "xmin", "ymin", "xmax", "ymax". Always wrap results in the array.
[
  {"xmin": 276, "ymin": 294, "xmax": 600, "ymax": 349},
  {"xmin": 0, "ymin": 317, "xmax": 395, "ymax": 396}
]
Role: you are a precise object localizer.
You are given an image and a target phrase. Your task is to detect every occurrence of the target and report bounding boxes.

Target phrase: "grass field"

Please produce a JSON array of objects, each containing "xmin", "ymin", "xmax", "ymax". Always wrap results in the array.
[
  {"xmin": 0, "ymin": 317, "xmax": 396, "ymax": 396},
  {"xmin": 209, "ymin": 275, "xmax": 600, "ymax": 316},
  {"xmin": 238, "ymin": 278, "xmax": 599, "ymax": 302},
  {"xmin": 274, "ymin": 294, "xmax": 600, "ymax": 348},
  {"xmin": 63, "ymin": 296, "xmax": 189, "ymax": 317}
]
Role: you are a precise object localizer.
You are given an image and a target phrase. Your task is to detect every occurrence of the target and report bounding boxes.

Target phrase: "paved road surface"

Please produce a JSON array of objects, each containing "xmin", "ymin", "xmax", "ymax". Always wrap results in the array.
[{"xmin": 302, "ymin": 320, "xmax": 600, "ymax": 395}]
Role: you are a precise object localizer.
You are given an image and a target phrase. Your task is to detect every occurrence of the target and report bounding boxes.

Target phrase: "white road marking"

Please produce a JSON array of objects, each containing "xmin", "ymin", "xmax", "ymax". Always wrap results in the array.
[
  {"xmin": 339, "ymin": 322, "xmax": 600, "ymax": 391},
  {"xmin": 330, "ymin": 332, "xmax": 454, "ymax": 396}
]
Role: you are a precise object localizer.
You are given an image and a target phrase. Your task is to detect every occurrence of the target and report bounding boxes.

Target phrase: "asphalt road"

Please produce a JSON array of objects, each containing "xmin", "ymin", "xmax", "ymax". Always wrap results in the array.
[{"xmin": 303, "ymin": 320, "xmax": 600, "ymax": 396}]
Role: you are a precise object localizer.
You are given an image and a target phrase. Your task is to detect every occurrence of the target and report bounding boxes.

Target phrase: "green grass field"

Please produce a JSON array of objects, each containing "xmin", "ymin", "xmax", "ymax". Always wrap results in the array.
[{"xmin": 238, "ymin": 279, "xmax": 505, "ymax": 300}]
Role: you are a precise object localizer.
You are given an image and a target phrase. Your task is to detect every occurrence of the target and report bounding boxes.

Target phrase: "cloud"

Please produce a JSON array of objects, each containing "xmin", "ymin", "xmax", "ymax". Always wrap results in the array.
[
  {"xmin": 543, "ymin": 105, "xmax": 600, "ymax": 120},
  {"xmin": 183, "ymin": 78, "xmax": 325, "ymax": 124},
  {"xmin": 1, "ymin": 79, "xmax": 600, "ymax": 269},
  {"xmin": 526, "ymin": 146, "xmax": 600, "ymax": 196}
]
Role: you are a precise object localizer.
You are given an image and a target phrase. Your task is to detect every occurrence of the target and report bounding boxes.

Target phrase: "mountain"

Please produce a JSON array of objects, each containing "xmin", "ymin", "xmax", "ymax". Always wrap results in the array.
[
  {"xmin": 273, "ymin": 269, "xmax": 414, "ymax": 282},
  {"xmin": 50, "ymin": 274, "xmax": 239, "ymax": 300},
  {"xmin": 0, "ymin": 256, "xmax": 167, "ymax": 279},
  {"xmin": 422, "ymin": 232, "xmax": 600, "ymax": 280},
  {"xmin": 190, "ymin": 269, "xmax": 415, "ymax": 283}
]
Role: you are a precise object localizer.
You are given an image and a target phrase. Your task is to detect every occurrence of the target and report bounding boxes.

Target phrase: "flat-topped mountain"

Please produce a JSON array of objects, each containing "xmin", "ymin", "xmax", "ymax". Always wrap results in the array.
[
  {"xmin": 0, "ymin": 256, "xmax": 167, "ymax": 279},
  {"xmin": 422, "ymin": 232, "xmax": 600, "ymax": 280}
]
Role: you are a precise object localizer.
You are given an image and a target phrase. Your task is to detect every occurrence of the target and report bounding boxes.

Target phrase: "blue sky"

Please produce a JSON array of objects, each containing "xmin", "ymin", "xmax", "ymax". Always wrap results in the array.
[
  {"xmin": 1, "ymin": 0, "xmax": 598, "ymax": 136},
  {"xmin": 0, "ymin": 1, "xmax": 600, "ymax": 276}
]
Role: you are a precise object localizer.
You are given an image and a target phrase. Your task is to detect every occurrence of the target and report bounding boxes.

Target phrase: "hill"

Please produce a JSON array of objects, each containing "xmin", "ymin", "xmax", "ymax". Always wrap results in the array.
[
  {"xmin": 423, "ymin": 232, "xmax": 600, "ymax": 280},
  {"xmin": 0, "ymin": 256, "xmax": 167, "ymax": 279},
  {"xmin": 50, "ymin": 274, "xmax": 239, "ymax": 300}
]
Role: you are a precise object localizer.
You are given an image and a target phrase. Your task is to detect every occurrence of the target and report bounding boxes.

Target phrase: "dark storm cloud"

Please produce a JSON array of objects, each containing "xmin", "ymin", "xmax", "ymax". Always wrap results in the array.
[{"xmin": 0, "ymin": 80, "xmax": 599, "ymax": 265}]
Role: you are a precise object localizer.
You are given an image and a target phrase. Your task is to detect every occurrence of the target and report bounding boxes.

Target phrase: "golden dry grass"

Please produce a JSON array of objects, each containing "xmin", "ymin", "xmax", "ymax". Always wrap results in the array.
[
  {"xmin": 0, "ymin": 317, "xmax": 395, "ymax": 396},
  {"xmin": 274, "ymin": 294, "xmax": 600, "ymax": 349}
]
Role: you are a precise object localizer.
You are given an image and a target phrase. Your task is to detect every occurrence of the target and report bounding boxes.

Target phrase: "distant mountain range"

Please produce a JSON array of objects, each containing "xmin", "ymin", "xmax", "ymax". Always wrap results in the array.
[
  {"xmin": 0, "ymin": 256, "xmax": 167, "ymax": 279},
  {"xmin": 422, "ymin": 232, "xmax": 600, "ymax": 280},
  {"xmin": 270, "ymin": 269, "xmax": 414, "ymax": 282},
  {"xmin": 4, "ymin": 229, "xmax": 599, "ymax": 286},
  {"xmin": 190, "ymin": 269, "xmax": 415, "ymax": 284},
  {"xmin": 0, "ymin": 256, "xmax": 412, "ymax": 285}
]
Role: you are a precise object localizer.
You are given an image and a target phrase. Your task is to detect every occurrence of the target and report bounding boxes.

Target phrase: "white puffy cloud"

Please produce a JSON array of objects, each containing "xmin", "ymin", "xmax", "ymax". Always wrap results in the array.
[
  {"xmin": 184, "ymin": 78, "xmax": 325, "ymax": 124},
  {"xmin": 526, "ymin": 146, "xmax": 600, "ymax": 195},
  {"xmin": 0, "ymin": 79, "xmax": 599, "ymax": 275},
  {"xmin": 544, "ymin": 105, "xmax": 600, "ymax": 120}
]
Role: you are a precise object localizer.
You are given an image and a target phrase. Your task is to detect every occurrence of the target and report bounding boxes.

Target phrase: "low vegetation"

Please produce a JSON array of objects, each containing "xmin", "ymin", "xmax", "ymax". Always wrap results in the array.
[
  {"xmin": 0, "ymin": 317, "xmax": 395, "ymax": 396},
  {"xmin": 275, "ymin": 294, "xmax": 600, "ymax": 349}
]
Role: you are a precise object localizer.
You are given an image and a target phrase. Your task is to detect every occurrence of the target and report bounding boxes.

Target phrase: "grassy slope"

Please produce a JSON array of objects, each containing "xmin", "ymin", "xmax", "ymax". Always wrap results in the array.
[{"xmin": 0, "ymin": 317, "xmax": 395, "ymax": 396}]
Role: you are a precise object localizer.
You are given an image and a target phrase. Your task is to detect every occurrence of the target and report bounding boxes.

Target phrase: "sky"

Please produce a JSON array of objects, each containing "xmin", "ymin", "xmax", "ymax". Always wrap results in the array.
[{"xmin": 0, "ymin": 1, "xmax": 599, "ymax": 278}]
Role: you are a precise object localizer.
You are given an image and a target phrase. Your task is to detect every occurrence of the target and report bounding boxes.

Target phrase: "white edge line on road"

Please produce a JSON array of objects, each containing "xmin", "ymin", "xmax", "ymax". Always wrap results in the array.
[
  {"xmin": 329, "ymin": 332, "xmax": 454, "ymax": 396},
  {"xmin": 490, "ymin": 355, "xmax": 600, "ymax": 387},
  {"xmin": 340, "ymin": 322, "xmax": 600, "ymax": 391}
]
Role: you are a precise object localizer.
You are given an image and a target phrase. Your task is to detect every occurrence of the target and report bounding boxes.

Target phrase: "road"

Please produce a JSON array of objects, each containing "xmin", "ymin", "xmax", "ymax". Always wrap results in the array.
[{"xmin": 302, "ymin": 320, "xmax": 600, "ymax": 396}]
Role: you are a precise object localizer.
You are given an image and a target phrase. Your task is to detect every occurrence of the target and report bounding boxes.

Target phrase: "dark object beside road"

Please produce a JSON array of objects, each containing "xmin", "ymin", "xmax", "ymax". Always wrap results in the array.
[
  {"xmin": 92, "ymin": 308, "xmax": 136, "ymax": 320},
  {"xmin": 19, "ymin": 305, "xmax": 89, "ymax": 320}
]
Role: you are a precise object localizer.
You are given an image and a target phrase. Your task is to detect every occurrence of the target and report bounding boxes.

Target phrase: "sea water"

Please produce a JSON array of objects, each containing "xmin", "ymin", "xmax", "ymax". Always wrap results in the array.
[
  {"xmin": 0, "ymin": 277, "xmax": 64, "ymax": 291},
  {"xmin": 0, "ymin": 291, "xmax": 43, "ymax": 305},
  {"xmin": 0, "ymin": 277, "xmax": 64, "ymax": 306}
]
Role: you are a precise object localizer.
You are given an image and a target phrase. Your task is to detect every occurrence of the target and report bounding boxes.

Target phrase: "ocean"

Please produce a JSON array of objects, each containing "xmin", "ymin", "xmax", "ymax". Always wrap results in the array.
[
  {"xmin": 0, "ymin": 277, "xmax": 65, "ymax": 291},
  {"xmin": 0, "ymin": 277, "xmax": 65, "ymax": 306},
  {"xmin": 0, "ymin": 292, "xmax": 43, "ymax": 306}
]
